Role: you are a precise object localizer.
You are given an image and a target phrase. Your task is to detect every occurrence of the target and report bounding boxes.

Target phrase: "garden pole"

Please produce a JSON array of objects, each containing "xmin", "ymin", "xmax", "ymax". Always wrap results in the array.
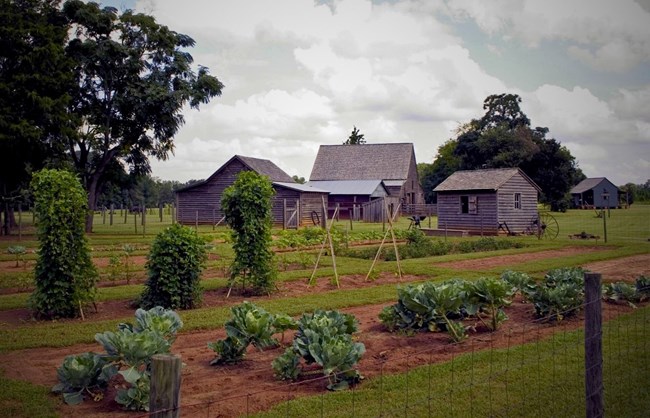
[
  {"xmin": 602, "ymin": 210, "xmax": 607, "ymax": 243},
  {"xmin": 584, "ymin": 272, "xmax": 603, "ymax": 418},
  {"xmin": 150, "ymin": 354, "xmax": 182, "ymax": 418}
]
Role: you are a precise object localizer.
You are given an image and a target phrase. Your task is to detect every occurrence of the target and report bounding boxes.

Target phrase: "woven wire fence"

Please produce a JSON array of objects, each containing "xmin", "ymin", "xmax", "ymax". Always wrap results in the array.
[{"xmin": 138, "ymin": 284, "xmax": 649, "ymax": 418}]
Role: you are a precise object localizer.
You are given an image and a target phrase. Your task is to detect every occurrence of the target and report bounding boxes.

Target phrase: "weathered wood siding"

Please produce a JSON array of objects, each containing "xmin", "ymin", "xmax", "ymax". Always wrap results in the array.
[
  {"xmin": 436, "ymin": 191, "xmax": 498, "ymax": 234},
  {"xmin": 299, "ymin": 192, "xmax": 328, "ymax": 226},
  {"xmin": 496, "ymin": 174, "xmax": 538, "ymax": 234},
  {"xmin": 327, "ymin": 194, "xmax": 373, "ymax": 219}
]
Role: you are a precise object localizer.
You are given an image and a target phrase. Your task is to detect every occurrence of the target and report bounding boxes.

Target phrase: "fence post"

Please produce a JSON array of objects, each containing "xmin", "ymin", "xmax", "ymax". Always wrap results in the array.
[
  {"xmin": 584, "ymin": 272, "xmax": 603, "ymax": 418},
  {"xmin": 149, "ymin": 354, "xmax": 182, "ymax": 418}
]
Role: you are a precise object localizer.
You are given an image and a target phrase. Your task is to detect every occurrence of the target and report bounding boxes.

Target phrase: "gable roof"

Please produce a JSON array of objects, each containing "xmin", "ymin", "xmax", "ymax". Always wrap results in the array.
[
  {"xmin": 176, "ymin": 155, "xmax": 294, "ymax": 192},
  {"xmin": 309, "ymin": 143, "xmax": 416, "ymax": 181},
  {"xmin": 433, "ymin": 168, "xmax": 541, "ymax": 192},
  {"xmin": 307, "ymin": 180, "xmax": 388, "ymax": 197},
  {"xmin": 570, "ymin": 177, "xmax": 619, "ymax": 194},
  {"xmin": 273, "ymin": 182, "xmax": 329, "ymax": 194}
]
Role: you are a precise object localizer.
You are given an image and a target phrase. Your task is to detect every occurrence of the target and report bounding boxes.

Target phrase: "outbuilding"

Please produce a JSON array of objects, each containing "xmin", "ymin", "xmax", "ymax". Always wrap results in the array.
[
  {"xmin": 570, "ymin": 177, "xmax": 620, "ymax": 209},
  {"xmin": 175, "ymin": 155, "xmax": 328, "ymax": 227},
  {"xmin": 433, "ymin": 168, "xmax": 541, "ymax": 235}
]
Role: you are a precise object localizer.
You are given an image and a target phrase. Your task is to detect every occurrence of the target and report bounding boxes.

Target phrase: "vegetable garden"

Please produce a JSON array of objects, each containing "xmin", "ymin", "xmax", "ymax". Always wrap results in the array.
[{"xmin": 0, "ymin": 204, "xmax": 649, "ymax": 417}]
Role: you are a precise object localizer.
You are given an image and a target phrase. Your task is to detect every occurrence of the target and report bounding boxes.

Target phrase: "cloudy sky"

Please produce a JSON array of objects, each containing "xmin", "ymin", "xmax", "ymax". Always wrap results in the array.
[{"xmin": 107, "ymin": 0, "xmax": 650, "ymax": 186}]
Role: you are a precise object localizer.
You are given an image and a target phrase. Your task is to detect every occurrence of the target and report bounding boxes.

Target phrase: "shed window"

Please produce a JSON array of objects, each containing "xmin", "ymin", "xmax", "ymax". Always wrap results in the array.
[
  {"xmin": 514, "ymin": 193, "xmax": 521, "ymax": 209},
  {"xmin": 460, "ymin": 195, "xmax": 478, "ymax": 214}
]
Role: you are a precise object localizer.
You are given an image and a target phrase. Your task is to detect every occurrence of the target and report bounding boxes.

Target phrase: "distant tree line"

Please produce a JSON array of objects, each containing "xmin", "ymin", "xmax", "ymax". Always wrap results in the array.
[{"xmin": 419, "ymin": 94, "xmax": 586, "ymax": 211}]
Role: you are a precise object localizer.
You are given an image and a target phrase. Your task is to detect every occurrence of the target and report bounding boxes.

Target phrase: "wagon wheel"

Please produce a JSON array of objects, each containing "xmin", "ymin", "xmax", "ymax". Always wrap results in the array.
[
  {"xmin": 311, "ymin": 210, "xmax": 320, "ymax": 227},
  {"xmin": 535, "ymin": 212, "xmax": 559, "ymax": 240}
]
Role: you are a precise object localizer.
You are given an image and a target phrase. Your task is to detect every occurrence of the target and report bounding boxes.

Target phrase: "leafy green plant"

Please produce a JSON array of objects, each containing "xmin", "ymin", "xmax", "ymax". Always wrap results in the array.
[
  {"xmin": 107, "ymin": 254, "xmax": 123, "ymax": 282},
  {"xmin": 463, "ymin": 277, "xmax": 513, "ymax": 331},
  {"xmin": 428, "ymin": 282, "xmax": 468, "ymax": 342},
  {"xmin": 52, "ymin": 352, "xmax": 117, "ymax": 405},
  {"xmin": 273, "ymin": 310, "xmax": 365, "ymax": 390},
  {"xmin": 530, "ymin": 284, "xmax": 583, "ymax": 321},
  {"xmin": 122, "ymin": 244, "xmax": 136, "ymax": 284},
  {"xmin": 7, "ymin": 245, "xmax": 27, "ymax": 268},
  {"xmin": 636, "ymin": 276, "xmax": 650, "ymax": 296},
  {"xmin": 29, "ymin": 169, "xmax": 98, "ymax": 319},
  {"xmin": 208, "ymin": 302, "xmax": 295, "ymax": 365},
  {"xmin": 603, "ymin": 282, "xmax": 645, "ymax": 307},
  {"xmin": 222, "ymin": 171, "xmax": 277, "ymax": 295},
  {"xmin": 140, "ymin": 224, "xmax": 207, "ymax": 310},
  {"xmin": 53, "ymin": 307, "xmax": 182, "ymax": 411},
  {"xmin": 501, "ymin": 270, "xmax": 534, "ymax": 299}
]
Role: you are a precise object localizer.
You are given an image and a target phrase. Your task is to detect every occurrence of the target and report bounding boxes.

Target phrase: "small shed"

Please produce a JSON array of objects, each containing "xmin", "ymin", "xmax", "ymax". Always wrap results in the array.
[
  {"xmin": 306, "ymin": 179, "xmax": 388, "ymax": 219},
  {"xmin": 433, "ymin": 168, "xmax": 541, "ymax": 235},
  {"xmin": 175, "ymin": 155, "xmax": 328, "ymax": 227},
  {"xmin": 570, "ymin": 178, "xmax": 620, "ymax": 209}
]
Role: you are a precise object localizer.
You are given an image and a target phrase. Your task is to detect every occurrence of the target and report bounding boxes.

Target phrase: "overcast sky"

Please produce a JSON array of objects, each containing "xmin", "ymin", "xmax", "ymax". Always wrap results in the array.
[{"xmin": 106, "ymin": 0, "xmax": 650, "ymax": 186}]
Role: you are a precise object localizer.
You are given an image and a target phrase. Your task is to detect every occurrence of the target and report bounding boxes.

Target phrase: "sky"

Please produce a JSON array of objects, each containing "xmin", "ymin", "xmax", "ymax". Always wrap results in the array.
[{"xmin": 105, "ymin": 0, "xmax": 650, "ymax": 186}]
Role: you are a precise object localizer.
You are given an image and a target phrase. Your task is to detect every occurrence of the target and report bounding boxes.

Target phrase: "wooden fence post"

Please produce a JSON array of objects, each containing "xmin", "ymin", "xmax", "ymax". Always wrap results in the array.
[
  {"xmin": 584, "ymin": 272, "xmax": 603, "ymax": 418},
  {"xmin": 149, "ymin": 354, "xmax": 182, "ymax": 418}
]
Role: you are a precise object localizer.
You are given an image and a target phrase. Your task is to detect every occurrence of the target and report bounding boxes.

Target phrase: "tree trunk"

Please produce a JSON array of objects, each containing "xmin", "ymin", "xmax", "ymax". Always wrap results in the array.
[{"xmin": 85, "ymin": 175, "xmax": 100, "ymax": 233}]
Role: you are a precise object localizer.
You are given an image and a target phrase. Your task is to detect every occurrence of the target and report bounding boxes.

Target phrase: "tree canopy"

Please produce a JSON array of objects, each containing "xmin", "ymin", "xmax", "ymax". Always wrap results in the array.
[
  {"xmin": 421, "ymin": 94, "xmax": 584, "ymax": 210},
  {"xmin": 343, "ymin": 126, "xmax": 366, "ymax": 145},
  {"xmin": 60, "ymin": 0, "xmax": 224, "ymax": 231}
]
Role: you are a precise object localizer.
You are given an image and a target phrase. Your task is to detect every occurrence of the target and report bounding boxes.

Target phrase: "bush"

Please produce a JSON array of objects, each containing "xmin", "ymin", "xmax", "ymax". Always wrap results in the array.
[
  {"xmin": 29, "ymin": 169, "xmax": 97, "ymax": 319},
  {"xmin": 140, "ymin": 224, "xmax": 207, "ymax": 310}
]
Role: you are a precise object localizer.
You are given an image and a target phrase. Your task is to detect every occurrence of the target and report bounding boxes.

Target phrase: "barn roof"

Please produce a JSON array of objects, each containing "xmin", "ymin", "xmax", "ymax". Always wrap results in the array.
[
  {"xmin": 433, "ymin": 168, "xmax": 541, "ymax": 192},
  {"xmin": 273, "ymin": 182, "xmax": 329, "ymax": 194},
  {"xmin": 309, "ymin": 143, "xmax": 415, "ymax": 181},
  {"xmin": 570, "ymin": 178, "xmax": 619, "ymax": 194},
  {"xmin": 307, "ymin": 180, "xmax": 388, "ymax": 197},
  {"xmin": 175, "ymin": 155, "xmax": 295, "ymax": 193}
]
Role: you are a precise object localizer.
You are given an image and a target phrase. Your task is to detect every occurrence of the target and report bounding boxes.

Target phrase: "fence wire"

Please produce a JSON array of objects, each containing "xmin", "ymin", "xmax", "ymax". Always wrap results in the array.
[{"xmin": 139, "ymin": 296, "xmax": 649, "ymax": 418}]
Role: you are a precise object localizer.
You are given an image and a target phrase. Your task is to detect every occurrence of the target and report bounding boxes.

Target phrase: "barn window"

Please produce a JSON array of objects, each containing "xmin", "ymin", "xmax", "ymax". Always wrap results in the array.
[
  {"xmin": 514, "ymin": 193, "xmax": 521, "ymax": 209},
  {"xmin": 460, "ymin": 195, "xmax": 478, "ymax": 214}
]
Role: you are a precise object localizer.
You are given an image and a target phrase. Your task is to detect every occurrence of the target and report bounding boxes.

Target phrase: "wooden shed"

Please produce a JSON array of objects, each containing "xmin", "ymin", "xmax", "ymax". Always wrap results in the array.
[
  {"xmin": 305, "ymin": 179, "xmax": 388, "ymax": 219},
  {"xmin": 433, "ymin": 168, "xmax": 541, "ymax": 235},
  {"xmin": 309, "ymin": 143, "xmax": 423, "ymax": 206},
  {"xmin": 570, "ymin": 177, "xmax": 620, "ymax": 209},
  {"xmin": 175, "ymin": 155, "xmax": 328, "ymax": 227}
]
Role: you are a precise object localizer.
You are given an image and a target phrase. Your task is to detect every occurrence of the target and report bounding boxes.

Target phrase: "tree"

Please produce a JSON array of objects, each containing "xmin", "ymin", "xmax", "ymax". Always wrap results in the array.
[
  {"xmin": 422, "ymin": 94, "xmax": 582, "ymax": 210},
  {"xmin": 292, "ymin": 175, "xmax": 305, "ymax": 184},
  {"xmin": 221, "ymin": 171, "xmax": 277, "ymax": 295},
  {"xmin": 61, "ymin": 0, "xmax": 224, "ymax": 232},
  {"xmin": 343, "ymin": 126, "xmax": 366, "ymax": 145},
  {"xmin": 29, "ymin": 169, "xmax": 97, "ymax": 319},
  {"xmin": 0, "ymin": 0, "xmax": 73, "ymax": 234},
  {"xmin": 418, "ymin": 139, "xmax": 460, "ymax": 203}
]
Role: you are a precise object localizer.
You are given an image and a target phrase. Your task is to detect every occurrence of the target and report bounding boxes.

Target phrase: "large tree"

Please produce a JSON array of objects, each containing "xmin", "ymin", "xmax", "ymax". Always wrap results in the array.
[
  {"xmin": 0, "ymin": 0, "xmax": 72, "ymax": 234},
  {"xmin": 421, "ymin": 94, "xmax": 584, "ymax": 210},
  {"xmin": 61, "ymin": 0, "xmax": 224, "ymax": 231},
  {"xmin": 343, "ymin": 126, "xmax": 366, "ymax": 145}
]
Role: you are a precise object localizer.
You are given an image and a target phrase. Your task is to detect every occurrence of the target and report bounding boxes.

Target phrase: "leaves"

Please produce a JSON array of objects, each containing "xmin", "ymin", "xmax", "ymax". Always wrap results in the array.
[{"xmin": 52, "ymin": 352, "xmax": 117, "ymax": 405}]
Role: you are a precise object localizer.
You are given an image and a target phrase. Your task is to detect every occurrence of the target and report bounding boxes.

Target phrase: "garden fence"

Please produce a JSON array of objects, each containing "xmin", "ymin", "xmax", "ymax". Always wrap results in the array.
[{"xmin": 137, "ymin": 274, "xmax": 649, "ymax": 418}]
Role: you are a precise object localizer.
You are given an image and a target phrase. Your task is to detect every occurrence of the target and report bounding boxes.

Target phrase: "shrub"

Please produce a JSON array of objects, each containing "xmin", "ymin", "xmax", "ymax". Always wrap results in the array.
[
  {"xmin": 222, "ymin": 171, "xmax": 277, "ymax": 295},
  {"xmin": 29, "ymin": 169, "xmax": 97, "ymax": 319},
  {"xmin": 140, "ymin": 224, "xmax": 207, "ymax": 310}
]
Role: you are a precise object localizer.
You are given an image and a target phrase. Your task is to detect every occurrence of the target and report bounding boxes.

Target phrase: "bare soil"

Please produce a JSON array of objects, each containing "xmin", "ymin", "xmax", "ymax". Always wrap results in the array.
[{"xmin": 0, "ymin": 250, "xmax": 648, "ymax": 417}]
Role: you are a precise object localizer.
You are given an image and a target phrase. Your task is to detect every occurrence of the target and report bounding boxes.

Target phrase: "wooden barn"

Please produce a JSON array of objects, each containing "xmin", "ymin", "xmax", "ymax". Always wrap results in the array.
[
  {"xmin": 175, "ymin": 155, "xmax": 328, "ymax": 227},
  {"xmin": 570, "ymin": 177, "xmax": 620, "ymax": 209},
  {"xmin": 433, "ymin": 168, "xmax": 541, "ymax": 235},
  {"xmin": 308, "ymin": 143, "xmax": 423, "ymax": 218}
]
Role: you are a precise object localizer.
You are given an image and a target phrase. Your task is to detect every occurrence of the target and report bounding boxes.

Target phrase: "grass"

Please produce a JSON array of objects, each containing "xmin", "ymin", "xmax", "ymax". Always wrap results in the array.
[
  {"xmin": 0, "ymin": 369, "xmax": 60, "ymax": 418},
  {"xmin": 255, "ymin": 305, "xmax": 650, "ymax": 418}
]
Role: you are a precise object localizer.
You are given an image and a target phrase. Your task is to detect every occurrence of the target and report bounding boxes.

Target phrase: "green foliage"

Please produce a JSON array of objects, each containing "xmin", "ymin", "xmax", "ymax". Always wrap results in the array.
[
  {"xmin": 343, "ymin": 125, "xmax": 365, "ymax": 145},
  {"xmin": 501, "ymin": 270, "xmax": 534, "ymax": 298},
  {"xmin": 52, "ymin": 352, "xmax": 117, "ymax": 405},
  {"xmin": 53, "ymin": 307, "xmax": 182, "ymax": 411},
  {"xmin": 636, "ymin": 276, "xmax": 650, "ymax": 296},
  {"xmin": 30, "ymin": 169, "xmax": 98, "ymax": 319},
  {"xmin": 7, "ymin": 245, "xmax": 27, "ymax": 268},
  {"xmin": 208, "ymin": 302, "xmax": 296, "ymax": 365},
  {"xmin": 463, "ymin": 277, "xmax": 513, "ymax": 331},
  {"xmin": 60, "ymin": 0, "xmax": 224, "ymax": 230},
  {"xmin": 527, "ymin": 268, "xmax": 586, "ymax": 321},
  {"xmin": 222, "ymin": 171, "xmax": 277, "ymax": 294},
  {"xmin": 602, "ymin": 281, "xmax": 643, "ymax": 307},
  {"xmin": 140, "ymin": 224, "xmax": 207, "ymax": 310},
  {"xmin": 273, "ymin": 310, "xmax": 365, "ymax": 390}
]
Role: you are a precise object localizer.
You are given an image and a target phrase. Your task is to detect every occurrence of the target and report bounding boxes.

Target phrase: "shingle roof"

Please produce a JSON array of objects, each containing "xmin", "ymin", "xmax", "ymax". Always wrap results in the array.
[
  {"xmin": 309, "ymin": 143, "xmax": 415, "ymax": 181},
  {"xmin": 307, "ymin": 180, "xmax": 388, "ymax": 196},
  {"xmin": 570, "ymin": 178, "xmax": 610, "ymax": 194},
  {"xmin": 433, "ymin": 168, "xmax": 541, "ymax": 192},
  {"xmin": 237, "ymin": 155, "xmax": 294, "ymax": 182}
]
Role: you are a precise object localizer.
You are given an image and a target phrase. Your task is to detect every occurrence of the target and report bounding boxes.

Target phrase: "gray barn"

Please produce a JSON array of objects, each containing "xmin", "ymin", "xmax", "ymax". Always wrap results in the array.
[
  {"xmin": 570, "ymin": 177, "xmax": 619, "ymax": 209},
  {"xmin": 175, "ymin": 155, "xmax": 328, "ymax": 227},
  {"xmin": 433, "ymin": 168, "xmax": 541, "ymax": 235}
]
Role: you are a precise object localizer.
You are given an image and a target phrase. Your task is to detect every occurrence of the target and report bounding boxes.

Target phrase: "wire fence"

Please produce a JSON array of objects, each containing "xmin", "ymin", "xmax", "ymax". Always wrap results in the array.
[{"xmin": 138, "ymin": 278, "xmax": 649, "ymax": 418}]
